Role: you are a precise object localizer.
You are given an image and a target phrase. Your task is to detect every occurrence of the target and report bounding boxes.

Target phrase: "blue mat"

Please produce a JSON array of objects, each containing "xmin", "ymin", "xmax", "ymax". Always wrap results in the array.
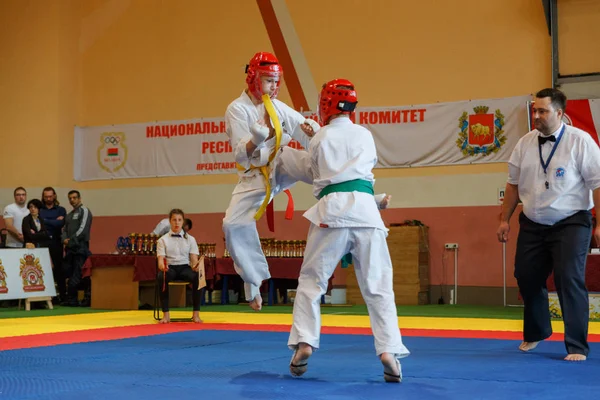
[{"xmin": 0, "ymin": 330, "xmax": 598, "ymax": 400}]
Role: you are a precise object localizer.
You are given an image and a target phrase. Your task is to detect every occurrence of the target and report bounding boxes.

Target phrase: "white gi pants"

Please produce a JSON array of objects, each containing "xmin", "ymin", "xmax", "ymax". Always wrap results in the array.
[
  {"xmin": 223, "ymin": 147, "xmax": 312, "ymax": 301},
  {"xmin": 288, "ymin": 224, "xmax": 410, "ymax": 359}
]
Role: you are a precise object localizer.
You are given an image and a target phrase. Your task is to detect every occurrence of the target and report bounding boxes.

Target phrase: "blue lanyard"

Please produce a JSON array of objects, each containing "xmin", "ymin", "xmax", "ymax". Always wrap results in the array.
[{"xmin": 538, "ymin": 125, "xmax": 566, "ymax": 175}]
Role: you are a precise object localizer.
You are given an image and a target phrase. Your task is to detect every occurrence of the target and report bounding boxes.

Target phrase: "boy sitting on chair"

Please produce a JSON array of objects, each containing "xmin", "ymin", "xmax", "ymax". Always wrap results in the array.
[{"xmin": 156, "ymin": 209, "xmax": 203, "ymax": 324}]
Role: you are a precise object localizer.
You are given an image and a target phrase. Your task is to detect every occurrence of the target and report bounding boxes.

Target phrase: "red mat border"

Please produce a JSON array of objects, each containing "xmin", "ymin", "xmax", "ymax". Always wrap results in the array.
[{"xmin": 2, "ymin": 323, "xmax": 598, "ymax": 351}]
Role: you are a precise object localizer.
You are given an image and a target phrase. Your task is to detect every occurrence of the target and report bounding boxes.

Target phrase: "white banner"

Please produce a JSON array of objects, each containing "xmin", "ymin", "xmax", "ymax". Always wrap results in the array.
[
  {"xmin": 74, "ymin": 117, "xmax": 238, "ymax": 181},
  {"xmin": 361, "ymin": 95, "xmax": 530, "ymax": 167},
  {"xmin": 74, "ymin": 95, "xmax": 531, "ymax": 181},
  {"xmin": 0, "ymin": 248, "xmax": 56, "ymax": 300}
]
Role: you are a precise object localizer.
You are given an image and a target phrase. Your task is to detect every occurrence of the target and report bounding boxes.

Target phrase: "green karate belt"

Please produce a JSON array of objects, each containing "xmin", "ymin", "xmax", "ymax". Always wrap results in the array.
[{"xmin": 318, "ymin": 179, "xmax": 374, "ymax": 268}]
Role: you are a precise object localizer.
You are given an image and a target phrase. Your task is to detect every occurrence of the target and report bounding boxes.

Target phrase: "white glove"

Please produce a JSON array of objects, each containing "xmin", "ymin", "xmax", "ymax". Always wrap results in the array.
[
  {"xmin": 375, "ymin": 193, "xmax": 391, "ymax": 209},
  {"xmin": 303, "ymin": 118, "xmax": 320, "ymax": 136},
  {"xmin": 250, "ymin": 122, "xmax": 270, "ymax": 145}
]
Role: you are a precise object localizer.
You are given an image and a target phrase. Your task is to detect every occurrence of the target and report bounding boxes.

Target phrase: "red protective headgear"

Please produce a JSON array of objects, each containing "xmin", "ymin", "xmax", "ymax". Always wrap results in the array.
[
  {"xmin": 246, "ymin": 52, "xmax": 283, "ymax": 101},
  {"xmin": 318, "ymin": 79, "xmax": 358, "ymax": 125}
]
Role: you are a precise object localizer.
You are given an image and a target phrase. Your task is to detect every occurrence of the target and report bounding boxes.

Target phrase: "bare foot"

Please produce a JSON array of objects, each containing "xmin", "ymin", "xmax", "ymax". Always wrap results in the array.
[
  {"xmin": 380, "ymin": 352, "xmax": 402, "ymax": 383},
  {"xmin": 518, "ymin": 341, "xmax": 540, "ymax": 352},
  {"xmin": 249, "ymin": 293, "xmax": 262, "ymax": 311},
  {"xmin": 290, "ymin": 343, "xmax": 312, "ymax": 377},
  {"xmin": 564, "ymin": 354, "xmax": 587, "ymax": 361},
  {"xmin": 159, "ymin": 312, "xmax": 170, "ymax": 324},
  {"xmin": 192, "ymin": 311, "xmax": 203, "ymax": 324}
]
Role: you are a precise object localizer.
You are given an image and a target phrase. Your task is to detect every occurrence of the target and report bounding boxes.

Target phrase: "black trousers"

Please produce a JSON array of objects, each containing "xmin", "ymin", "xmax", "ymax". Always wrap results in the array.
[
  {"xmin": 48, "ymin": 240, "xmax": 66, "ymax": 298},
  {"xmin": 64, "ymin": 248, "xmax": 90, "ymax": 299},
  {"xmin": 156, "ymin": 264, "xmax": 201, "ymax": 312},
  {"xmin": 514, "ymin": 210, "xmax": 592, "ymax": 356}
]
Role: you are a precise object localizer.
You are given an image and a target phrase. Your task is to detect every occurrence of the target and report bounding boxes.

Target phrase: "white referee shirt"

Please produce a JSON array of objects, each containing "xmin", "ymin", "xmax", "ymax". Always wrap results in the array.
[
  {"xmin": 508, "ymin": 123, "xmax": 600, "ymax": 225},
  {"xmin": 156, "ymin": 230, "xmax": 199, "ymax": 266}
]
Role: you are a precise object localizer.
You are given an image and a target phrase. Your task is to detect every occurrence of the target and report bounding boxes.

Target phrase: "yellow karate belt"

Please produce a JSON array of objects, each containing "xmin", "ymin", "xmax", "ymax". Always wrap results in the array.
[{"xmin": 236, "ymin": 93, "xmax": 282, "ymax": 221}]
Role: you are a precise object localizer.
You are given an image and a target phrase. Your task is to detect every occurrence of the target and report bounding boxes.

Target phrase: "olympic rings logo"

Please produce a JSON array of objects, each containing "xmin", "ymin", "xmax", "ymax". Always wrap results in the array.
[{"xmin": 104, "ymin": 136, "xmax": 121, "ymax": 144}]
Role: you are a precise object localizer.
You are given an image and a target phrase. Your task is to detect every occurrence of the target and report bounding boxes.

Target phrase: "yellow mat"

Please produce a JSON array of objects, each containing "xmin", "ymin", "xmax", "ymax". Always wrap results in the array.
[{"xmin": 2, "ymin": 311, "xmax": 599, "ymax": 339}]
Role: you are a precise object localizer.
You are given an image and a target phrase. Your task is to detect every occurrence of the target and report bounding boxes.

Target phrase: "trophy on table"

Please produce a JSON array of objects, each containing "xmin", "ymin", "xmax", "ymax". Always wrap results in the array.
[
  {"xmin": 129, "ymin": 233, "xmax": 137, "ymax": 254},
  {"xmin": 116, "ymin": 236, "xmax": 128, "ymax": 255},
  {"xmin": 291, "ymin": 240, "xmax": 297, "ymax": 257},
  {"xmin": 142, "ymin": 234, "xmax": 149, "ymax": 255},
  {"xmin": 136, "ymin": 234, "xmax": 144, "ymax": 254},
  {"xmin": 150, "ymin": 234, "xmax": 158, "ymax": 255},
  {"xmin": 223, "ymin": 240, "xmax": 230, "ymax": 258}
]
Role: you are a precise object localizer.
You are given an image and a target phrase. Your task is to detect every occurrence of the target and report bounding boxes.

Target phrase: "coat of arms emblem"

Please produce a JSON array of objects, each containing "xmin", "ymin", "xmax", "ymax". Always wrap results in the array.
[
  {"xmin": 0, "ymin": 259, "xmax": 8, "ymax": 294},
  {"xmin": 457, "ymin": 106, "xmax": 506, "ymax": 156},
  {"xmin": 20, "ymin": 254, "xmax": 45, "ymax": 292}
]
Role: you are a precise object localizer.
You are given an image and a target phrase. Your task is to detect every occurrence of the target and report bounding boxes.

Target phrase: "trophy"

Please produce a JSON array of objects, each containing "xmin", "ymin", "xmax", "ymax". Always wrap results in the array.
[
  {"xmin": 142, "ymin": 234, "xmax": 149, "ymax": 255},
  {"xmin": 129, "ymin": 233, "xmax": 137, "ymax": 254},
  {"xmin": 147, "ymin": 234, "xmax": 153, "ymax": 255},
  {"xmin": 291, "ymin": 240, "xmax": 298, "ymax": 257},
  {"xmin": 116, "ymin": 236, "xmax": 127, "ymax": 255},
  {"xmin": 136, "ymin": 234, "xmax": 144, "ymax": 254}
]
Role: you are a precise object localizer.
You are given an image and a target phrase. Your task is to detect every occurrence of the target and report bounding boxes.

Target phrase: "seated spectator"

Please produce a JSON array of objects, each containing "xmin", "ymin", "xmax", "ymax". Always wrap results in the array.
[{"xmin": 156, "ymin": 209, "xmax": 202, "ymax": 324}]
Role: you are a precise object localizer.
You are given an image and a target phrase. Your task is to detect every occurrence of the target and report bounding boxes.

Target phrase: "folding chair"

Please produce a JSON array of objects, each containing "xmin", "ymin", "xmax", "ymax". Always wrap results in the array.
[{"xmin": 153, "ymin": 262, "xmax": 193, "ymax": 322}]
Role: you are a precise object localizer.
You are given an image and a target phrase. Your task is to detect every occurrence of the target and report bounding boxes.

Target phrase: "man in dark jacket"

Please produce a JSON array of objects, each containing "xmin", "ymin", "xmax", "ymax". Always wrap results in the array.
[
  {"xmin": 39, "ymin": 187, "xmax": 67, "ymax": 301},
  {"xmin": 62, "ymin": 190, "xmax": 93, "ymax": 306}
]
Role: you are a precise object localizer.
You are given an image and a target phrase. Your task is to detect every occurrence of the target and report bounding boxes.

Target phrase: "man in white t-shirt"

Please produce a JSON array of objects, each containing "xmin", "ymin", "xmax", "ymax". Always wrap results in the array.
[
  {"xmin": 3, "ymin": 187, "xmax": 30, "ymax": 248},
  {"xmin": 498, "ymin": 88, "xmax": 600, "ymax": 362}
]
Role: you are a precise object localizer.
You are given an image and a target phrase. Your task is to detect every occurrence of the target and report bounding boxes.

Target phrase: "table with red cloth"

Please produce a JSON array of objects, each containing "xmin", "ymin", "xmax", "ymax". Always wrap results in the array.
[
  {"xmin": 82, "ymin": 254, "xmax": 217, "ymax": 309},
  {"xmin": 547, "ymin": 254, "xmax": 600, "ymax": 292},
  {"xmin": 215, "ymin": 257, "xmax": 331, "ymax": 305}
]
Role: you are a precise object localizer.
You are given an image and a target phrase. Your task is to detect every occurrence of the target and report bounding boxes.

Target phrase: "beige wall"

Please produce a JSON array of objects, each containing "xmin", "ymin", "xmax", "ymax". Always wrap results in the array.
[
  {"xmin": 0, "ymin": 0, "xmax": 562, "ymax": 193},
  {"xmin": 558, "ymin": 0, "xmax": 600, "ymax": 75},
  {"xmin": 3, "ymin": 0, "xmax": 599, "ymax": 192},
  {"xmin": 1, "ymin": 0, "xmax": 62, "ymax": 187}
]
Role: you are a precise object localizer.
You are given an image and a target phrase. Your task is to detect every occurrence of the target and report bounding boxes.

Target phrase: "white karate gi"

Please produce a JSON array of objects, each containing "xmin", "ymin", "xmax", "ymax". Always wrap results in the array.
[
  {"xmin": 223, "ymin": 91, "xmax": 312, "ymax": 301},
  {"xmin": 288, "ymin": 116, "xmax": 410, "ymax": 359}
]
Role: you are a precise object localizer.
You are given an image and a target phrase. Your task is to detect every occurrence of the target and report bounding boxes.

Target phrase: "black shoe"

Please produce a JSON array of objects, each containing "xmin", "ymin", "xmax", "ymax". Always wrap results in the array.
[{"xmin": 60, "ymin": 299, "xmax": 80, "ymax": 307}]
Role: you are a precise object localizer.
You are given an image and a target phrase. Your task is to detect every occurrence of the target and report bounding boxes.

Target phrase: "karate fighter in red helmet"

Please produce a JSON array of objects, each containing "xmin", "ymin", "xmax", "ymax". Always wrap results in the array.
[
  {"xmin": 287, "ymin": 79, "xmax": 409, "ymax": 382},
  {"xmin": 223, "ymin": 52, "xmax": 319, "ymax": 311}
]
